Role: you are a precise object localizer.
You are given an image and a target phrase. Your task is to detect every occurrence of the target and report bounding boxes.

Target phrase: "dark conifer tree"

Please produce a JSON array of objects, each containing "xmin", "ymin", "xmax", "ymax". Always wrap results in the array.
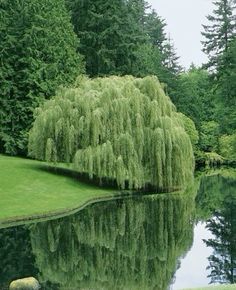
[
  {"xmin": 201, "ymin": 0, "xmax": 236, "ymax": 136},
  {"xmin": 145, "ymin": 10, "xmax": 167, "ymax": 55},
  {"xmin": 201, "ymin": 0, "xmax": 236, "ymax": 70},
  {"xmin": 0, "ymin": 0, "xmax": 83, "ymax": 155},
  {"xmin": 163, "ymin": 36, "xmax": 183, "ymax": 75},
  {"xmin": 216, "ymin": 38, "xmax": 236, "ymax": 133},
  {"xmin": 134, "ymin": 8, "xmax": 182, "ymax": 98},
  {"xmin": 66, "ymin": 0, "xmax": 147, "ymax": 77}
]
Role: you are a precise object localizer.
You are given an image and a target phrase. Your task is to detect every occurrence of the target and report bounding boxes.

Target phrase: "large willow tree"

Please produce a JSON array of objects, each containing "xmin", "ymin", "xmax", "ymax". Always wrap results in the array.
[{"xmin": 29, "ymin": 76, "xmax": 194, "ymax": 191}]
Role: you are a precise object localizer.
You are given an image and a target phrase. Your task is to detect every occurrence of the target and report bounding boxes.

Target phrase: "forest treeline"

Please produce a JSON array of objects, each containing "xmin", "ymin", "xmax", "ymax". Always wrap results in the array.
[{"xmin": 0, "ymin": 0, "xmax": 235, "ymax": 164}]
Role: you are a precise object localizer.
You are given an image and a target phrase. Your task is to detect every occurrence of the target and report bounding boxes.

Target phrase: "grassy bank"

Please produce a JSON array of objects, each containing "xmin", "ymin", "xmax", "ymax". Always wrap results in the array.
[
  {"xmin": 0, "ymin": 155, "xmax": 116, "ymax": 226},
  {"xmin": 182, "ymin": 284, "xmax": 236, "ymax": 290}
]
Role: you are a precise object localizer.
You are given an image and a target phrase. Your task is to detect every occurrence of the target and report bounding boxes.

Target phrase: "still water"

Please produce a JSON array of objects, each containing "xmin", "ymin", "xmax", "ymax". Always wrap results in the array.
[{"xmin": 0, "ymin": 171, "xmax": 235, "ymax": 290}]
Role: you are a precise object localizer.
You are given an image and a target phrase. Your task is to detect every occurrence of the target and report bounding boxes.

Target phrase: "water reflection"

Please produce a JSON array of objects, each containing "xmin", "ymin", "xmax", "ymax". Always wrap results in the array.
[
  {"xmin": 171, "ymin": 172, "xmax": 236, "ymax": 289},
  {"xmin": 0, "ymin": 172, "xmax": 235, "ymax": 290},
  {"xmin": 202, "ymin": 177, "xmax": 236, "ymax": 284},
  {"xmin": 29, "ymin": 193, "xmax": 195, "ymax": 290},
  {"xmin": 0, "ymin": 227, "xmax": 37, "ymax": 290}
]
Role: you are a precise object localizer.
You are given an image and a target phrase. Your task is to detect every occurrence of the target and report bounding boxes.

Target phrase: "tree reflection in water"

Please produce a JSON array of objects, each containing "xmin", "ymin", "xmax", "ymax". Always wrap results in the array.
[
  {"xmin": 29, "ymin": 193, "xmax": 195, "ymax": 290},
  {"xmin": 0, "ymin": 227, "xmax": 37, "ymax": 290},
  {"xmin": 199, "ymin": 175, "xmax": 236, "ymax": 284},
  {"xmin": 1, "ymin": 172, "xmax": 235, "ymax": 290}
]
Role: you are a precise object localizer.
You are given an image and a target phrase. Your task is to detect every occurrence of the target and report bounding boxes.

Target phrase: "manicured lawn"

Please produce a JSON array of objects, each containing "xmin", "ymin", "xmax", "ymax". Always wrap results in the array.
[
  {"xmin": 182, "ymin": 285, "xmax": 236, "ymax": 290},
  {"xmin": 0, "ymin": 155, "xmax": 116, "ymax": 223}
]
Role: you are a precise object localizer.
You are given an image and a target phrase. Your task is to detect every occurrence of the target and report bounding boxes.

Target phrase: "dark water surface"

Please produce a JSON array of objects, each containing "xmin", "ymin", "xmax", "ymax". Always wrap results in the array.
[{"xmin": 0, "ymin": 171, "xmax": 235, "ymax": 290}]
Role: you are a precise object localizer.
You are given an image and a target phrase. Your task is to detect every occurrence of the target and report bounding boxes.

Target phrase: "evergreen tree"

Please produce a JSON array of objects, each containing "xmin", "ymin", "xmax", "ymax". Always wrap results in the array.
[
  {"xmin": 163, "ymin": 36, "xmax": 182, "ymax": 75},
  {"xmin": 130, "ymin": 43, "xmax": 164, "ymax": 77},
  {"xmin": 0, "ymin": 0, "xmax": 83, "ymax": 155},
  {"xmin": 144, "ymin": 10, "xmax": 182, "ymax": 76},
  {"xmin": 66, "ymin": 0, "xmax": 147, "ymax": 76},
  {"xmin": 216, "ymin": 37, "xmax": 236, "ymax": 133},
  {"xmin": 129, "ymin": 8, "xmax": 167, "ymax": 82},
  {"xmin": 145, "ymin": 9, "xmax": 167, "ymax": 53},
  {"xmin": 161, "ymin": 36, "xmax": 183, "ymax": 99},
  {"xmin": 219, "ymin": 37, "xmax": 236, "ymax": 98},
  {"xmin": 136, "ymin": 9, "xmax": 182, "ymax": 99},
  {"xmin": 66, "ymin": 0, "xmax": 181, "ymax": 102},
  {"xmin": 201, "ymin": 0, "xmax": 236, "ymax": 70},
  {"xmin": 201, "ymin": 0, "xmax": 236, "ymax": 140}
]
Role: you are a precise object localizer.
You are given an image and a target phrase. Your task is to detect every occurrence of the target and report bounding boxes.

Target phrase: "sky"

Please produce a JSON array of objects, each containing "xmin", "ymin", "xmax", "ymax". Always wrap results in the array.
[{"xmin": 147, "ymin": 0, "xmax": 214, "ymax": 69}]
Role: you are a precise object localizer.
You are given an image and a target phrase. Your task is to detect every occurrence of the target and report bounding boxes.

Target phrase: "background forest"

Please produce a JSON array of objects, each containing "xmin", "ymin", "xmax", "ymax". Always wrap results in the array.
[{"xmin": 0, "ymin": 0, "xmax": 235, "ymax": 165}]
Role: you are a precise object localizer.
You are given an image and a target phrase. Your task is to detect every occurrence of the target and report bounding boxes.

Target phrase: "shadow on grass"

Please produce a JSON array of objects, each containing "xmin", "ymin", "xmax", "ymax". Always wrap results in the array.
[
  {"xmin": 28, "ymin": 163, "xmax": 119, "ymax": 191},
  {"xmin": 26, "ymin": 162, "xmax": 180, "ymax": 194}
]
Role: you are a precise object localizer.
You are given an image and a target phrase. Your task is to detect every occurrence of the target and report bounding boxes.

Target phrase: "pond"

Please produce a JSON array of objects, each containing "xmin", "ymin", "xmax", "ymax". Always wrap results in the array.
[{"xmin": 0, "ymin": 170, "xmax": 235, "ymax": 290}]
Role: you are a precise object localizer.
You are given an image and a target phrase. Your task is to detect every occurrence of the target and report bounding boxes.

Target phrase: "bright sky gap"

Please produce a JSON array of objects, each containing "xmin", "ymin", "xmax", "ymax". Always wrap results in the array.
[{"xmin": 147, "ymin": 0, "xmax": 214, "ymax": 69}]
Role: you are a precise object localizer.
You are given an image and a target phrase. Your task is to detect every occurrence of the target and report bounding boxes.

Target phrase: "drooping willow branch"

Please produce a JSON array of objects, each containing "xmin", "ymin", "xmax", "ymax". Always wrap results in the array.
[{"xmin": 29, "ymin": 76, "xmax": 194, "ymax": 191}]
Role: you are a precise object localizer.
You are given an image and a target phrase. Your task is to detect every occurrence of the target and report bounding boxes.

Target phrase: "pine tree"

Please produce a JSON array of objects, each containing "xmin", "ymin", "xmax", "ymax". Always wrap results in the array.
[
  {"xmin": 219, "ymin": 37, "xmax": 236, "ymax": 100},
  {"xmin": 163, "ymin": 36, "xmax": 182, "ymax": 75},
  {"xmin": 159, "ymin": 36, "xmax": 182, "ymax": 100},
  {"xmin": 131, "ymin": 8, "xmax": 182, "ymax": 99},
  {"xmin": 201, "ymin": 0, "xmax": 236, "ymax": 135},
  {"xmin": 145, "ymin": 9, "xmax": 167, "ymax": 55},
  {"xmin": 0, "ymin": 0, "xmax": 83, "ymax": 155},
  {"xmin": 201, "ymin": 0, "xmax": 236, "ymax": 70},
  {"xmin": 216, "ymin": 37, "xmax": 236, "ymax": 133},
  {"xmin": 130, "ymin": 43, "xmax": 164, "ymax": 77},
  {"xmin": 66, "ymin": 0, "xmax": 147, "ymax": 77}
]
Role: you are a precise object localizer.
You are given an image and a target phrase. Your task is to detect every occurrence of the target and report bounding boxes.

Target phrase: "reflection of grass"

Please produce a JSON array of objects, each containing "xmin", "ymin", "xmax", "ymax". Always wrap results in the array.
[
  {"xmin": 182, "ymin": 284, "xmax": 236, "ymax": 290},
  {"xmin": 204, "ymin": 167, "xmax": 236, "ymax": 179},
  {"xmin": 0, "ymin": 155, "xmax": 116, "ymax": 224}
]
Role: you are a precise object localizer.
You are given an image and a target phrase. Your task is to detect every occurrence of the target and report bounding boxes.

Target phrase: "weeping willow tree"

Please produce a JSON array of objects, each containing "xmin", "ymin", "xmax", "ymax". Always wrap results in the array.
[
  {"xmin": 29, "ymin": 76, "xmax": 194, "ymax": 191},
  {"xmin": 29, "ymin": 191, "xmax": 195, "ymax": 290}
]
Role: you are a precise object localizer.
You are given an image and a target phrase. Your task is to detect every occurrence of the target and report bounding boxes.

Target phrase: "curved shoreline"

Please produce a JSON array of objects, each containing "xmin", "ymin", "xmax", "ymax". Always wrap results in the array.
[
  {"xmin": 0, "ymin": 154, "xmax": 198, "ymax": 230},
  {"xmin": 0, "ymin": 191, "xmax": 130, "ymax": 229},
  {"xmin": 0, "ymin": 191, "xmax": 188, "ymax": 230},
  {"xmin": 0, "ymin": 189, "xmax": 187, "ymax": 229}
]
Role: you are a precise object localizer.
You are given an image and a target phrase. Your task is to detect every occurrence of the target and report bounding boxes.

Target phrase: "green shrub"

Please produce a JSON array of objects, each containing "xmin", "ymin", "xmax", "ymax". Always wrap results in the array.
[
  {"xmin": 219, "ymin": 133, "xmax": 236, "ymax": 160},
  {"xmin": 204, "ymin": 152, "xmax": 224, "ymax": 167}
]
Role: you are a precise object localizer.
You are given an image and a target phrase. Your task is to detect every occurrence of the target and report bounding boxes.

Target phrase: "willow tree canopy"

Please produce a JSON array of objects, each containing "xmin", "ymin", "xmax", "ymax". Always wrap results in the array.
[{"xmin": 28, "ymin": 76, "xmax": 194, "ymax": 191}]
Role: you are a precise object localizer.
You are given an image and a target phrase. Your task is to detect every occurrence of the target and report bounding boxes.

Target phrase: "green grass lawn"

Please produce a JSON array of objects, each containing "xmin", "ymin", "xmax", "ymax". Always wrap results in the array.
[
  {"xmin": 0, "ymin": 154, "xmax": 116, "ymax": 225},
  {"xmin": 182, "ymin": 284, "xmax": 236, "ymax": 290}
]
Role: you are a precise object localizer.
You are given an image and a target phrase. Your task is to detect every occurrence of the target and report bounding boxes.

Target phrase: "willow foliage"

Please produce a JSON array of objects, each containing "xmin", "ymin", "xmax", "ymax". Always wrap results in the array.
[{"xmin": 29, "ymin": 76, "xmax": 194, "ymax": 191}]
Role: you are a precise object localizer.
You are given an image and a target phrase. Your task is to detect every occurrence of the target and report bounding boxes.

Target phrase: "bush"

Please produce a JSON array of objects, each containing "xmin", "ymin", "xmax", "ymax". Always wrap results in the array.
[{"xmin": 219, "ymin": 133, "xmax": 236, "ymax": 160}]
